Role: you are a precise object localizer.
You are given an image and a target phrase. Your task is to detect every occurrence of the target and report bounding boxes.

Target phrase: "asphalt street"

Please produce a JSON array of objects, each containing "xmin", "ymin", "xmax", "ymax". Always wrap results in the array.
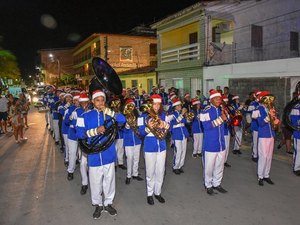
[{"xmin": 0, "ymin": 107, "xmax": 299, "ymax": 225}]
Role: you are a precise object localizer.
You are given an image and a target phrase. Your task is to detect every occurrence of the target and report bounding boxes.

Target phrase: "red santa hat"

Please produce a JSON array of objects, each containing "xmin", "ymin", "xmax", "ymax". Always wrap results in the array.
[
  {"xmin": 191, "ymin": 98, "xmax": 200, "ymax": 105},
  {"xmin": 172, "ymin": 97, "xmax": 182, "ymax": 107},
  {"xmin": 257, "ymin": 91, "xmax": 270, "ymax": 101},
  {"xmin": 209, "ymin": 89, "xmax": 221, "ymax": 100},
  {"xmin": 184, "ymin": 93, "xmax": 190, "ymax": 98},
  {"xmin": 232, "ymin": 95, "xmax": 239, "ymax": 100},
  {"xmin": 125, "ymin": 99, "xmax": 135, "ymax": 106},
  {"xmin": 254, "ymin": 90, "xmax": 262, "ymax": 96},
  {"xmin": 150, "ymin": 94, "xmax": 162, "ymax": 103},
  {"xmin": 73, "ymin": 94, "xmax": 80, "ymax": 100},
  {"xmin": 92, "ymin": 90, "xmax": 106, "ymax": 100},
  {"xmin": 169, "ymin": 92, "xmax": 176, "ymax": 100},
  {"xmin": 79, "ymin": 93, "xmax": 89, "ymax": 102},
  {"xmin": 59, "ymin": 92, "xmax": 66, "ymax": 98},
  {"xmin": 64, "ymin": 93, "xmax": 73, "ymax": 98},
  {"xmin": 222, "ymin": 95, "xmax": 229, "ymax": 102}
]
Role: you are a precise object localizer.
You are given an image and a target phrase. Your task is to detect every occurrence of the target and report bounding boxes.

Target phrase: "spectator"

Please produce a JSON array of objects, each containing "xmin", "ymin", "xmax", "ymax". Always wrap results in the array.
[
  {"xmin": 223, "ymin": 87, "xmax": 234, "ymax": 104},
  {"xmin": 0, "ymin": 89, "xmax": 9, "ymax": 134}
]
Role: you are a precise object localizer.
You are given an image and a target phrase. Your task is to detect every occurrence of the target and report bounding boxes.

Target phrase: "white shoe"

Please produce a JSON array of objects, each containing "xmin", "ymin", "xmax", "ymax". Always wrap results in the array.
[
  {"xmin": 16, "ymin": 140, "xmax": 20, "ymax": 143},
  {"xmin": 21, "ymin": 137, "xmax": 28, "ymax": 141}
]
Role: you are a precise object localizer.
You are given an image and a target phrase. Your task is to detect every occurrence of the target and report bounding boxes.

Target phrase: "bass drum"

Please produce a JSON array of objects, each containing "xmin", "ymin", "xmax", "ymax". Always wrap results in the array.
[{"xmin": 282, "ymin": 99, "xmax": 300, "ymax": 131}]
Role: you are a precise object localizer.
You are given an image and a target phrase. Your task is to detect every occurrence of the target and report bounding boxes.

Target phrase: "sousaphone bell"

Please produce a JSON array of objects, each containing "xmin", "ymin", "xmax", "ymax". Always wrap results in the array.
[{"xmin": 78, "ymin": 57, "xmax": 123, "ymax": 154}]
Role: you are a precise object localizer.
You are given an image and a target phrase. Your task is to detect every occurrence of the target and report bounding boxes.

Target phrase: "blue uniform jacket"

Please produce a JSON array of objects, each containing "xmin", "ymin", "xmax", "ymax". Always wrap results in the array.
[
  {"xmin": 76, "ymin": 108, "xmax": 126, "ymax": 167},
  {"xmin": 200, "ymin": 105, "xmax": 225, "ymax": 152},
  {"xmin": 138, "ymin": 112, "xmax": 168, "ymax": 152},
  {"xmin": 191, "ymin": 109, "xmax": 203, "ymax": 134},
  {"xmin": 64, "ymin": 105, "xmax": 77, "ymax": 141},
  {"xmin": 257, "ymin": 105, "xmax": 275, "ymax": 138},
  {"xmin": 168, "ymin": 111, "xmax": 189, "ymax": 140},
  {"xmin": 249, "ymin": 101, "xmax": 260, "ymax": 131},
  {"xmin": 49, "ymin": 96, "xmax": 59, "ymax": 120},
  {"xmin": 123, "ymin": 123, "xmax": 142, "ymax": 147},
  {"xmin": 291, "ymin": 103, "xmax": 300, "ymax": 139}
]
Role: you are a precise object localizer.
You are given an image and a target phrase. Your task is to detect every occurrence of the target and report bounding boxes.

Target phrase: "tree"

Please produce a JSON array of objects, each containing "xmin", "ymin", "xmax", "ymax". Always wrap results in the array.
[
  {"xmin": 60, "ymin": 73, "xmax": 76, "ymax": 86},
  {"xmin": 0, "ymin": 50, "xmax": 21, "ymax": 83}
]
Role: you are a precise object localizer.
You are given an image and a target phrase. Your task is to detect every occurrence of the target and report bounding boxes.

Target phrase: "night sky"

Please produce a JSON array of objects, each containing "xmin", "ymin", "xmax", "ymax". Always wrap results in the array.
[{"xmin": 0, "ymin": 0, "xmax": 202, "ymax": 78}]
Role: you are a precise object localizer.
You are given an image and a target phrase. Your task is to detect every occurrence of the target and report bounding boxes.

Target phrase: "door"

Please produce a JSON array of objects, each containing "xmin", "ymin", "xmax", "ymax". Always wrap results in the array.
[
  {"xmin": 205, "ymin": 79, "xmax": 214, "ymax": 97},
  {"xmin": 190, "ymin": 77, "xmax": 202, "ymax": 98}
]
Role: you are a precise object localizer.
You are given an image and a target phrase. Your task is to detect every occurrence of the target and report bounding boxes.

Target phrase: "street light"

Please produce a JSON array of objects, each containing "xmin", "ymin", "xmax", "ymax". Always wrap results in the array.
[{"xmin": 49, "ymin": 53, "xmax": 61, "ymax": 83}]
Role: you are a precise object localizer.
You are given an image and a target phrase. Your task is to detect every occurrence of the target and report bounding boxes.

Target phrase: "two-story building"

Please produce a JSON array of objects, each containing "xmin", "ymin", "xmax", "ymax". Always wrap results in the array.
[
  {"xmin": 72, "ymin": 33, "xmax": 157, "ymax": 91},
  {"xmin": 203, "ymin": 0, "xmax": 300, "ymax": 113}
]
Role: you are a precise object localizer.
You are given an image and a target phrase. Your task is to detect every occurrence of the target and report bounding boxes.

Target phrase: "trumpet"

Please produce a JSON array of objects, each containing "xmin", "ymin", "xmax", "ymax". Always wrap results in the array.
[{"xmin": 261, "ymin": 95, "xmax": 279, "ymax": 131}]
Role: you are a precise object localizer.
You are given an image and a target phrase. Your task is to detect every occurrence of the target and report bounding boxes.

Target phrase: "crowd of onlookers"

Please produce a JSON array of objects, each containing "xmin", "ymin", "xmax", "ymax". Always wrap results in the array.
[{"xmin": 0, "ymin": 89, "xmax": 30, "ymax": 143}]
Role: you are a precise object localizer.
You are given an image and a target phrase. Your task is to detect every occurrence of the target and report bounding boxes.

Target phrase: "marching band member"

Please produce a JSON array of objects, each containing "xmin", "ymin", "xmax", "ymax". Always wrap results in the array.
[
  {"xmin": 256, "ymin": 91, "xmax": 280, "ymax": 186},
  {"xmin": 249, "ymin": 91, "xmax": 261, "ymax": 162},
  {"xmin": 200, "ymin": 89, "xmax": 228, "ymax": 195},
  {"xmin": 222, "ymin": 96, "xmax": 231, "ymax": 167},
  {"xmin": 64, "ymin": 94, "xmax": 80, "ymax": 181},
  {"xmin": 159, "ymin": 86, "xmax": 168, "ymax": 111},
  {"xmin": 168, "ymin": 97, "xmax": 189, "ymax": 175},
  {"xmin": 133, "ymin": 87, "xmax": 142, "ymax": 112},
  {"xmin": 51, "ymin": 89, "xmax": 63, "ymax": 145},
  {"xmin": 111, "ymin": 97, "xmax": 126, "ymax": 170},
  {"xmin": 139, "ymin": 94, "xmax": 170, "ymax": 205},
  {"xmin": 123, "ymin": 99, "xmax": 143, "ymax": 184},
  {"xmin": 167, "ymin": 92, "xmax": 176, "ymax": 114},
  {"xmin": 73, "ymin": 92, "xmax": 90, "ymax": 194},
  {"xmin": 191, "ymin": 98, "xmax": 203, "ymax": 158},
  {"xmin": 56, "ymin": 92, "xmax": 66, "ymax": 151},
  {"xmin": 76, "ymin": 90, "xmax": 125, "ymax": 219},
  {"xmin": 229, "ymin": 96, "xmax": 244, "ymax": 155},
  {"xmin": 59, "ymin": 93, "xmax": 73, "ymax": 167},
  {"xmin": 291, "ymin": 93, "xmax": 300, "ymax": 176},
  {"xmin": 47, "ymin": 86, "xmax": 56, "ymax": 133}
]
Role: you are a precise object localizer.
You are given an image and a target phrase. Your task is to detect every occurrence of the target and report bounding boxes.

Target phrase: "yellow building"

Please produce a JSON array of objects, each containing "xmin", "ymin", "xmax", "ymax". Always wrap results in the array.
[
  {"xmin": 118, "ymin": 66, "xmax": 157, "ymax": 94},
  {"xmin": 72, "ymin": 33, "xmax": 157, "ymax": 90}
]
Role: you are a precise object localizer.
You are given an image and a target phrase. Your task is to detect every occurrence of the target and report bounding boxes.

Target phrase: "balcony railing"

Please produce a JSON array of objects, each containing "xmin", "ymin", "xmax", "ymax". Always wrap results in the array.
[{"xmin": 161, "ymin": 43, "xmax": 200, "ymax": 64}]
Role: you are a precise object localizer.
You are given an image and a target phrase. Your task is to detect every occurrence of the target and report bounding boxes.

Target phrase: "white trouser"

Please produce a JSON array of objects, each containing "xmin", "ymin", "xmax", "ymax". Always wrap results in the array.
[
  {"xmin": 193, "ymin": 133, "xmax": 203, "ymax": 155},
  {"xmin": 63, "ymin": 134, "xmax": 69, "ymax": 162},
  {"xmin": 45, "ymin": 110, "xmax": 49, "ymax": 124},
  {"xmin": 224, "ymin": 134, "xmax": 230, "ymax": 163},
  {"xmin": 49, "ymin": 113, "xmax": 53, "ymax": 131},
  {"xmin": 257, "ymin": 137, "xmax": 274, "ymax": 179},
  {"xmin": 67, "ymin": 139, "xmax": 78, "ymax": 173},
  {"xmin": 125, "ymin": 144, "xmax": 141, "ymax": 178},
  {"xmin": 293, "ymin": 138, "xmax": 300, "ymax": 172},
  {"xmin": 52, "ymin": 119, "xmax": 60, "ymax": 142},
  {"xmin": 79, "ymin": 149, "xmax": 88, "ymax": 186},
  {"xmin": 115, "ymin": 139, "xmax": 124, "ymax": 165},
  {"xmin": 145, "ymin": 151, "xmax": 166, "ymax": 196},
  {"xmin": 233, "ymin": 126, "xmax": 243, "ymax": 150},
  {"xmin": 173, "ymin": 138, "xmax": 187, "ymax": 169},
  {"xmin": 203, "ymin": 150, "xmax": 226, "ymax": 188},
  {"xmin": 89, "ymin": 162, "xmax": 115, "ymax": 206},
  {"xmin": 252, "ymin": 130, "xmax": 258, "ymax": 158}
]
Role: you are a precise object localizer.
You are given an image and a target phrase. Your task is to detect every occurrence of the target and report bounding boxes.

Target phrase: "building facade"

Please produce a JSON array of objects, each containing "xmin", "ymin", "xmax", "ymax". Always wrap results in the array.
[
  {"xmin": 39, "ymin": 48, "xmax": 74, "ymax": 85},
  {"xmin": 72, "ymin": 33, "xmax": 157, "ymax": 90},
  {"xmin": 202, "ymin": 0, "xmax": 300, "ymax": 113}
]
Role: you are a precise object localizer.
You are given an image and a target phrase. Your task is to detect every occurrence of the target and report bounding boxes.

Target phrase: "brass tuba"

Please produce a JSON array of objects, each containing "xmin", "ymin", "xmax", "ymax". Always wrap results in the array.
[
  {"xmin": 123, "ymin": 102, "xmax": 141, "ymax": 138},
  {"xmin": 78, "ymin": 57, "xmax": 123, "ymax": 154},
  {"xmin": 283, "ymin": 82, "xmax": 300, "ymax": 131},
  {"xmin": 140, "ymin": 101, "xmax": 169, "ymax": 140}
]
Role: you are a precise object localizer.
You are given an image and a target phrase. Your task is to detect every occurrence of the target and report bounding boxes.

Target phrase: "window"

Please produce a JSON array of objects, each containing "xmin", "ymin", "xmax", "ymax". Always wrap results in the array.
[
  {"xmin": 212, "ymin": 27, "xmax": 221, "ymax": 43},
  {"xmin": 120, "ymin": 47, "xmax": 133, "ymax": 61},
  {"xmin": 131, "ymin": 80, "xmax": 138, "ymax": 88},
  {"xmin": 150, "ymin": 43, "xmax": 157, "ymax": 56},
  {"xmin": 173, "ymin": 78, "xmax": 183, "ymax": 97},
  {"xmin": 290, "ymin": 31, "xmax": 299, "ymax": 51},
  {"xmin": 147, "ymin": 79, "xmax": 153, "ymax": 93},
  {"xmin": 251, "ymin": 25, "xmax": 263, "ymax": 48}
]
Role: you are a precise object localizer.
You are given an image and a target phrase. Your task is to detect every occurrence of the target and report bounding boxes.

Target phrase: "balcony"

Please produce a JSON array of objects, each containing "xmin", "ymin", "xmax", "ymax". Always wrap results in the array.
[{"xmin": 160, "ymin": 43, "xmax": 200, "ymax": 64}]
